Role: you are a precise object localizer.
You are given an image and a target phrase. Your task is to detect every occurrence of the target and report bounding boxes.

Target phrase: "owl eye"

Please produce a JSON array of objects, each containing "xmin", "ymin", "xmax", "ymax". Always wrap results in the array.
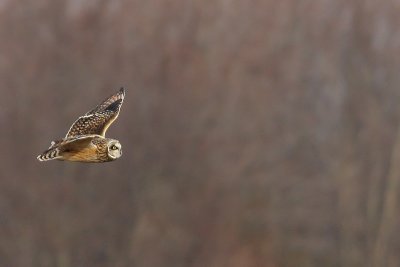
[{"xmin": 110, "ymin": 145, "xmax": 118, "ymax": 150}]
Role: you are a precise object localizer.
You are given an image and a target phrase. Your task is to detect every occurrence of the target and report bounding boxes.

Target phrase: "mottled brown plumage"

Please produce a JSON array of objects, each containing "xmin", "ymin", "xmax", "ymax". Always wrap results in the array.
[
  {"xmin": 66, "ymin": 88, "xmax": 124, "ymax": 138},
  {"xmin": 37, "ymin": 88, "xmax": 125, "ymax": 163}
]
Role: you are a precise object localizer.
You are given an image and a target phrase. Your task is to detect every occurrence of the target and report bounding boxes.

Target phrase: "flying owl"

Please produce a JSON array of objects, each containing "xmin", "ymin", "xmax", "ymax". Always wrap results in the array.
[{"xmin": 37, "ymin": 88, "xmax": 125, "ymax": 163}]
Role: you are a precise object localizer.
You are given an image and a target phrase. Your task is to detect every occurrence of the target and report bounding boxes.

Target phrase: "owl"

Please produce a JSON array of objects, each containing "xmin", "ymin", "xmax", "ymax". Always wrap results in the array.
[{"xmin": 37, "ymin": 88, "xmax": 125, "ymax": 163}]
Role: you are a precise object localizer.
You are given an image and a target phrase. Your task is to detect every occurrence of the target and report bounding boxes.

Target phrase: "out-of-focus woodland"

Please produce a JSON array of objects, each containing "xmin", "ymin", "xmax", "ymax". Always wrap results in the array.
[{"xmin": 1, "ymin": 0, "xmax": 400, "ymax": 266}]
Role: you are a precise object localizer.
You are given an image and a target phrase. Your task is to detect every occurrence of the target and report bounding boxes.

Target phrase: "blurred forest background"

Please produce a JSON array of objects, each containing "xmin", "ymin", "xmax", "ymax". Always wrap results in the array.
[{"xmin": 1, "ymin": 0, "xmax": 400, "ymax": 266}]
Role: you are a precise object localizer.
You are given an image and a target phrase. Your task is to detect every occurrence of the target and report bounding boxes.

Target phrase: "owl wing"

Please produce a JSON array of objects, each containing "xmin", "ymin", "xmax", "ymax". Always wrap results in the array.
[
  {"xmin": 86, "ymin": 87, "xmax": 125, "ymax": 115},
  {"xmin": 60, "ymin": 135, "xmax": 99, "ymax": 151},
  {"xmin": 65, "ymin": 88, "xmax": 125, "ymax": 138},
  {"xmin": 37, "ymin": 135, "xmax": 98, "ymax": 161}
]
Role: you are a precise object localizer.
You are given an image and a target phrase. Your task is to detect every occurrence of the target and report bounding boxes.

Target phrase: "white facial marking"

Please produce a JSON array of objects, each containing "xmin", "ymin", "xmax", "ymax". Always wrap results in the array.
[{"xmin": 108, "ymin": 141, "xmax": 122, "ymax": 159}]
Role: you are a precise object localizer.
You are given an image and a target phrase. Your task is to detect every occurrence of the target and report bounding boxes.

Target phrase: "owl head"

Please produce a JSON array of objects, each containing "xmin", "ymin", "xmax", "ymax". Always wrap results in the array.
[{"xmin": 107, "ymin": 140, "xmax": 122, "ymax": 160}]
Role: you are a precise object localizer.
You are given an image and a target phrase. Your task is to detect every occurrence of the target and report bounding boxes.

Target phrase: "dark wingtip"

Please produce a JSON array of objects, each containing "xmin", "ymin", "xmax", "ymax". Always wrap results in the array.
[
  {"xmin": 119, "ymin": 87, "xmax": 125, "ymax": 96},
  {"xmin": 106, "ymin": 99, "xmax": 123, "ymax": 112}
]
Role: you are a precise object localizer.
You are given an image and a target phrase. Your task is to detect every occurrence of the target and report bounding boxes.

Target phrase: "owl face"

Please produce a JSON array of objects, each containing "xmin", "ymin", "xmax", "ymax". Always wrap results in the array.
[{"xmin": 107, "ymin": 140, "xmax": 122, "ymax": 160}]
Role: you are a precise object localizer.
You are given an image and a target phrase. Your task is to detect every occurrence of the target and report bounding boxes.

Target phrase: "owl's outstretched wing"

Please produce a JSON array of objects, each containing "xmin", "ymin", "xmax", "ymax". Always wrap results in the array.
[
  {"xmin": 37, "ymin": 135, "xmax": 99, "ymax": 161},
  {"xmin": 65, "ymin": 88, "xmax": 125, "ymax": 138}
]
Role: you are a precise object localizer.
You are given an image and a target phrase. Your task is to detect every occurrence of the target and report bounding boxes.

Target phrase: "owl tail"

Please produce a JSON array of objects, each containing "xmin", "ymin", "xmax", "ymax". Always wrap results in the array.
[{"xmin": 37, "ymin": 147, "xmax": 61, "ymax": 161}]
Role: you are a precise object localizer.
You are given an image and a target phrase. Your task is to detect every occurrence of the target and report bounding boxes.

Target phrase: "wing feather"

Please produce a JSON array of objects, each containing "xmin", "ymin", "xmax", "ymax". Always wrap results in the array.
[
  {"xmin": 37, "ymin": 135, "xmax": 99, "ymax": 161},
  {"xmin": 86, "ymin": 87, "xmax": 125, "ymax": 115},
  {"xmin": 65, "ymin": 88, "xmax": 125, "ymax": 138}
]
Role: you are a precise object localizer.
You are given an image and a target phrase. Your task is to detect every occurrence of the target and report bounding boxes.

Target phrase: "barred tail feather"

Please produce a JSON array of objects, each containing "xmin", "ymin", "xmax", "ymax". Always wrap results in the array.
[{"xmin": 37, "ymin": 147, "xmax": 61, "ymax": 161}]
